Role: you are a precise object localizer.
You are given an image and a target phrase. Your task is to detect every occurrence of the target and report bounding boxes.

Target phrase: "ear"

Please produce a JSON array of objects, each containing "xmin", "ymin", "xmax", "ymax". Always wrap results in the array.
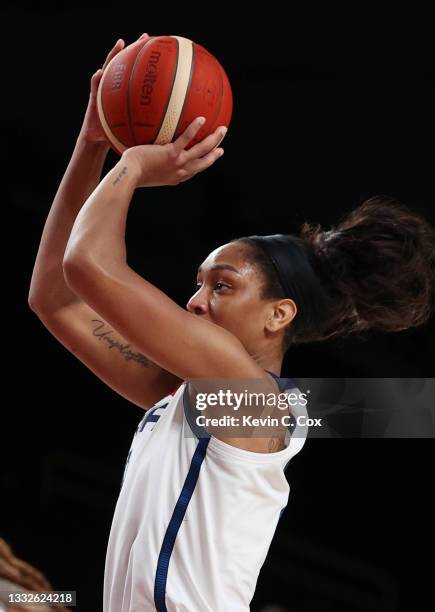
[{"xmin": 265, "ymin": 298, "xmax": 297, "ymax": 333}]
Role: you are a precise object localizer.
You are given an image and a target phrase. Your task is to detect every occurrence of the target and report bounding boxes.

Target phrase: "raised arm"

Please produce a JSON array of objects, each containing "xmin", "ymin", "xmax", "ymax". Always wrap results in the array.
[
  {"xmin": 29, "ymin": 36, "xmax": 181, "ymax": 410},
  {"xmin": 61, "ymin": 117, "xmax": 265, "ymax": 381}
]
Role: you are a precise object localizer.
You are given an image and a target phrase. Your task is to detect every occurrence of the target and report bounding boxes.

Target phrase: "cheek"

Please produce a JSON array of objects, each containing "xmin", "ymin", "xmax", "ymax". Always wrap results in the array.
[{"xmin": 214, "ymin": 297, "xmax": 263, "ymax": 331}]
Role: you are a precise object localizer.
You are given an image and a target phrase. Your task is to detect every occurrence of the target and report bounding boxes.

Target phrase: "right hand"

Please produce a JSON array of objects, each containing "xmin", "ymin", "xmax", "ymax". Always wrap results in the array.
[
  {"xmin": 78, "ymin": 34, "xmax": 151, "ymax": 148},
  {"xmin": 121, "ymin": 117, "xmax": 227, "ymax": 188}
]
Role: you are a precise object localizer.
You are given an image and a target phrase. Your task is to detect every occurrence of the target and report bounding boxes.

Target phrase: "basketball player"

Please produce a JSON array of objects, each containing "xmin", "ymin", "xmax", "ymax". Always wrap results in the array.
[{"xmin": 28, "ymin": 36, "xmax": 435, "ymax": 611}]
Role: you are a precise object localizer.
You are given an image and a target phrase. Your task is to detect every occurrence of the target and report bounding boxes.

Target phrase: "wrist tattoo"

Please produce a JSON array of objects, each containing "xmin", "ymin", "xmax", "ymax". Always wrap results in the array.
[
  {"xmin": 91, "ymin": 319, "xmax": 150, "ymax": 368},
  {"xmin": 113, "ymin": 165, "xmax": 128, "ymax": 185}
]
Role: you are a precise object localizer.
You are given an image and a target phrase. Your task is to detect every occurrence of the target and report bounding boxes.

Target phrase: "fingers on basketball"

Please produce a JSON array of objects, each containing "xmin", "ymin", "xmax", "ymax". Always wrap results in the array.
[
  {"xmin": 186, "ymin": 127, "xmax": 227, "ymax": 160},
  {"xmin": 174, "ymin": 117, "xmax": 205, "ymax": 153},
  {"xmin": 102, "ymin": 39, "xmax": 125, "ymax": 70}
]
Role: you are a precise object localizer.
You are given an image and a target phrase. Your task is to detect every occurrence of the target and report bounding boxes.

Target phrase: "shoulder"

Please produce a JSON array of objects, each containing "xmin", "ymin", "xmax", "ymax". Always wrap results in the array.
[{"xmin": 184, "ymin": 372, "xmax": 294, "ymax": 455}]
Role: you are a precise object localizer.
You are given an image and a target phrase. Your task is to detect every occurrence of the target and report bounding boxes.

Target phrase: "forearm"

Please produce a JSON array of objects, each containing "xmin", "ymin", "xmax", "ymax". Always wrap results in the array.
[
  {"xmin": 29, "ymin": 136, "xmax": 110, "ymax": 312},
  {"xmin": 63, "ymin": 156, "xmax": 140, "ymax": 274}
]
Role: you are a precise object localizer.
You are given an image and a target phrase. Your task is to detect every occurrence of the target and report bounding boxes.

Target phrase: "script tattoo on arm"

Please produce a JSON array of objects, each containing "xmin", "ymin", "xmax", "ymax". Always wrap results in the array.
[{"xmin": 91, "ymin": 319, "xmax": 150, "ymax": 368}]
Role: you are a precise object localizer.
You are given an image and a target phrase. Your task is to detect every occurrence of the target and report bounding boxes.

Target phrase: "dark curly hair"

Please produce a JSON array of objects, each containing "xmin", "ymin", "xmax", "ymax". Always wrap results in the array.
[{"xmin": 234, "ymin": 196, "xmax": 435, "ymax": 350}]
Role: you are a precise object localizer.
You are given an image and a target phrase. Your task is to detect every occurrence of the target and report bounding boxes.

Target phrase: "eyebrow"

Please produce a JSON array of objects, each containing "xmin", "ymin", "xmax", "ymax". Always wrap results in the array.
[{"xmin": 197, "ymin": 264, "xmax": 241, "ymax": 275}]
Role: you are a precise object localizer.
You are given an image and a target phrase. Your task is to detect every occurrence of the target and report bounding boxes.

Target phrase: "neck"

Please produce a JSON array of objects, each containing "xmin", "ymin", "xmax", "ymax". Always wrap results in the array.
[{"xmin": 251, "ymin": 348, "xmax": 284, "ymax": 378}]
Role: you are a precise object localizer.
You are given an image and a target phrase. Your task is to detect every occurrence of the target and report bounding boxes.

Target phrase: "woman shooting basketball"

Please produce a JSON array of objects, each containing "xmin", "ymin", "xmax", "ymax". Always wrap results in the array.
[{"xmin": 29, "ymin": 35, "xmax": 435, "ymax": 611}]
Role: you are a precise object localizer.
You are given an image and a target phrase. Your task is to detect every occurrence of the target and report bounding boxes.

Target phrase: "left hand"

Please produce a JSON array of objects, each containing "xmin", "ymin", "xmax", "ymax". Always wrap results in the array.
[
  {"xmin": 78, "ymin": 33, "xmax": 151, "ymax": 149},
  {"xmin": 121, "ymin": 117, "xmax": 228, "ymax": 187}
]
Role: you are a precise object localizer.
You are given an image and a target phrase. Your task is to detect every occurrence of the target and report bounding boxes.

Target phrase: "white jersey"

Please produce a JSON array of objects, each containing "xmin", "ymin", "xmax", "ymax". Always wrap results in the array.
[{"xmin": 103, "ymin": 373, "xmax": 308, "ymax": 611}]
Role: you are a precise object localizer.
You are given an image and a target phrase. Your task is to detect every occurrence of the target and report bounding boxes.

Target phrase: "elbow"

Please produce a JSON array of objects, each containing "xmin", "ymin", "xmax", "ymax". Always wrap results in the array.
[
  {"xmin": 62, "ymin": 252, "xmax": 93, "ymax": 294},
  {"xmin": 62, "ymin": 242, "xmax": 84, "ymax": 274},
  {"xmin": 28, "ymin": 292, "xmax": 41, "ymax": 313},
  {"xmin": 62, "ymin": 252, "xmax": 109, "ymax": 304},
  {"xmin": 28, "ymin": 277, "xmax": 46, "ymax": 314},
  {"xmin": 62, "ymin": 252, "xmax": 125, "ymax": 302},
  {"xmin": 28, "ymin": 292, "xmax": 53, "ymax": 319},
  {"xmin": 62, "ymin": 256, "xmax": 77, "ymax": 291},
  {"xmin": 62, "ymin": 251, "xmax": 79, "ymax": 275}
]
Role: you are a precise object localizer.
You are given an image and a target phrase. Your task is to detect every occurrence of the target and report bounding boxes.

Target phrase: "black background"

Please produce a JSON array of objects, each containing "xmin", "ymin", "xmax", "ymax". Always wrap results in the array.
[{"xmin": 1, "ymin": 4, "xmax": 434, "ymax": 611}]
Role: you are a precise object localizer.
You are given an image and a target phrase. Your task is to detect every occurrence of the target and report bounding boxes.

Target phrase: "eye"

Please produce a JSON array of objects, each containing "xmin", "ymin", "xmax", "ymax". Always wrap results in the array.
[
  {"xmin": 193, "ymin": 281, "xmax": 230, "ymax": 292},
  {"xmin": 214, "ymin": 282, "xmax": 229, "ymax": 291}
]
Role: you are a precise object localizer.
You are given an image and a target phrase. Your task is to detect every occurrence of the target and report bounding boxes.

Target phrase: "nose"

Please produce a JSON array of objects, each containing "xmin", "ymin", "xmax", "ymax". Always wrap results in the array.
[{"xmin": 186, "ymin": 291, "xmax": 209, "ymax": 316}]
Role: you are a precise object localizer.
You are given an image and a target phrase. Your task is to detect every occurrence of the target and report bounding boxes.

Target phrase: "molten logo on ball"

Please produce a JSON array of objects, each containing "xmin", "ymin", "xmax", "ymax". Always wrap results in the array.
[{"xmin": 140, "ymin": 51, "xmax": 161, "ymax": 106}]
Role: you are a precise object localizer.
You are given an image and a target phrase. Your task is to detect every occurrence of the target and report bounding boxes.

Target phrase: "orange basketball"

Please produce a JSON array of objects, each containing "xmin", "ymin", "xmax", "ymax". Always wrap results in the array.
[{"xmin": 97, "ymin": 35, "xmax": 233, "ymax": 155}]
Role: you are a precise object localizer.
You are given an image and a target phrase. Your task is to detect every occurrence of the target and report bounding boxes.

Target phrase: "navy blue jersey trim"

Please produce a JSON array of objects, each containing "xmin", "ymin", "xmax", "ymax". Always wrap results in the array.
[
  {"xmin": 265, "ymin": 370, "xmax": 297, "ymax": 394},
  {"xmin": 145, "ymin": 414, "xmax": 161, "ymax": 423},
  {"xmin": 138, "ymin": 402, "xmax": 170, "ymax": 432},
  {"xmin": 183, "ymin": 383, "xmax": 211, "ymax": 439},
  {"xmin": 154, "ymin": 437, "xmax": 210, "ymax": 611}
]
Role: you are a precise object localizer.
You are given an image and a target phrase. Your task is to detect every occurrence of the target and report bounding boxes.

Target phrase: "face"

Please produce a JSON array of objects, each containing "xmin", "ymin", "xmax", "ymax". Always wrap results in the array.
[{"xmin": 186, "ymin": 241, "xmax": 279, "ymax": 355}]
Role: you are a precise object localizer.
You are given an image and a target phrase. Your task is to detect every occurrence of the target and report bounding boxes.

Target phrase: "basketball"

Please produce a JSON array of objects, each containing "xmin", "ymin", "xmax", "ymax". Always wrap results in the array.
[{"xmin": 96, "ymin": 35, "xmax": 233, "ymax": 155}]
